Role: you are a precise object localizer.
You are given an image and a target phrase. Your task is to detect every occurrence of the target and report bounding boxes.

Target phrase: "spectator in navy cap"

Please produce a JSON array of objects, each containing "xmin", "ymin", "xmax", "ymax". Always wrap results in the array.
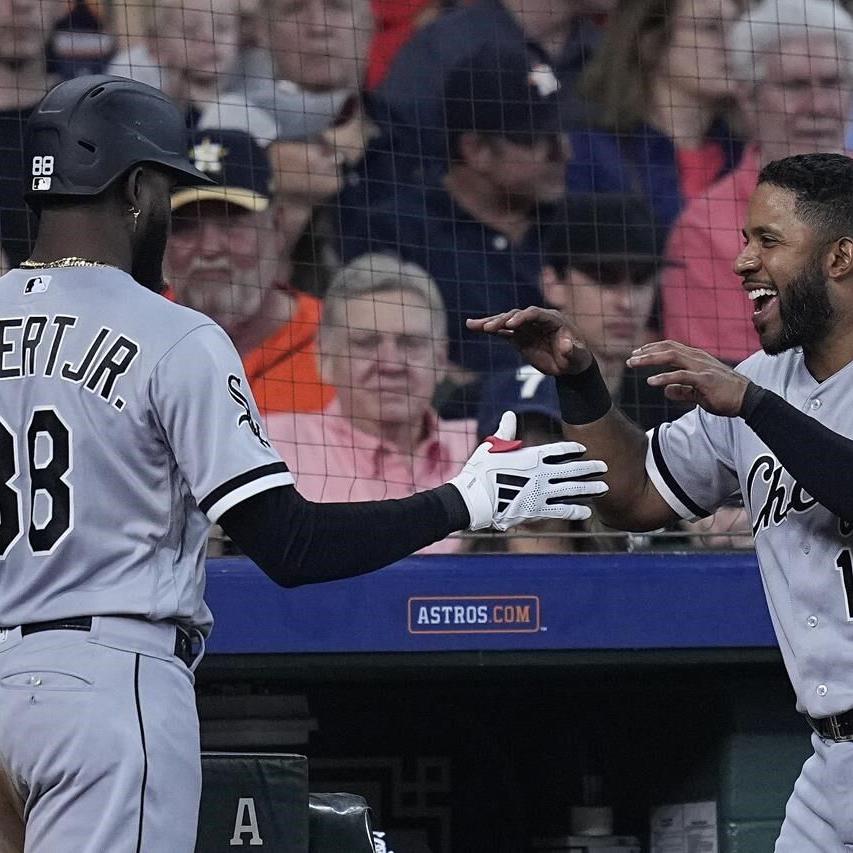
[
  {"xmin": 472, "ymin": 365, "xmax": 620, "ymax": 553},
  {"xmin": 197, "ymin": 70, "xmax": 375, "ymax": 298},
  {"xmin": 477, "ymin": 364, "xmax": 564, "ymax": 446},
  {"xmin": 441, "ymin": 42, "xmax": 571, "ymax": 206},
  {"xmin": 540, "ymin": 192, "xmax": 685, "ymax": 431},
  {"xmin": 339, "ymin": 44, "xmax": 572, "ymax": 417},
  {"xmin": 165, "ymin": 128, "xmax": 334, "ymax": 415},
  {"xmin": 374, "ymin": 0, "xmax": 613, "ymax": 168}
]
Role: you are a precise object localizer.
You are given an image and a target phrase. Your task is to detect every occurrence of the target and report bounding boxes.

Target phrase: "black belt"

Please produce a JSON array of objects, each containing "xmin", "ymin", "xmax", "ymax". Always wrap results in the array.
[
  {"xmin": 806, "ymin": 709, "xmax": 853, "ymax": 742},
  {"xmin": 13, "ymin": 617, "xmax": 195, "ymax": 668}
]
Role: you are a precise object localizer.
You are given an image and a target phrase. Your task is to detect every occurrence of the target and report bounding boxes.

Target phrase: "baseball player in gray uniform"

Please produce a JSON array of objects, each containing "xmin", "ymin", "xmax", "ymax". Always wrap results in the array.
[
  {"xmin": 471, "ymin": 151, "xmax": 853, "ymax": 852},
  {"xmin": 0, "ymin": 75, "xmax": 609, "ymax": 853}
]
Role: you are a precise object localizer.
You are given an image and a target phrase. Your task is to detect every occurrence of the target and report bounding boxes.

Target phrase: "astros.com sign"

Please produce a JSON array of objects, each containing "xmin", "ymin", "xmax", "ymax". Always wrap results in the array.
[{"xmin": 407, "ymin": 595, "xmax": 540, "ymax": 634}]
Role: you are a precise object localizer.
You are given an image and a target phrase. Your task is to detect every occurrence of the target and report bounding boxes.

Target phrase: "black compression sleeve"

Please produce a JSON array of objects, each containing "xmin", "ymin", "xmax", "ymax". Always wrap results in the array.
[
  {"xmin": 555, "ymin": 359, "xmax": 613, "ymax": 425},
  {"xmin": 218, "ymin": 484, "xmax": 470, "ymax": 587},
  {"xmin": 742, "ymin": 382, "xmax": 853, "ymax": 520}
]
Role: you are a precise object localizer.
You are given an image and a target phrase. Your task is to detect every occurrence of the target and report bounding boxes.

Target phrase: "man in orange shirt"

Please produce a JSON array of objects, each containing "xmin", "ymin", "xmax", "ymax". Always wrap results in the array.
[{"xmin": 165, "ymin": 128, "xmax": 334, "ymax": 412}]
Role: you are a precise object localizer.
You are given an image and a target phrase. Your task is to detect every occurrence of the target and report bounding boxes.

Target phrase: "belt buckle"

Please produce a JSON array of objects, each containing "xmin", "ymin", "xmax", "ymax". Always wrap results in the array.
[
  {"xmin": 817, "ymin": 713, "xmax": 853, "ymax": 742},
  {"xmin": 829, "ymin": 715, "xmax": 844, "ymax": 741}
]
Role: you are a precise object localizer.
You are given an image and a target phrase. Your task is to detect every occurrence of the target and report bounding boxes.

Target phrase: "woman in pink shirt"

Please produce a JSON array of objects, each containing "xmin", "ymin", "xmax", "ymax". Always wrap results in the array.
[
  {"xmin": 576, "ymin": 0, "xmax": 744, "ymax": 234},
  {"xmin": 661, "ymin": 0, "xmax": 853, "ymax": 363},
  {"xmin": 265, "ymin": 253, "xmax": 476, "ymax": 554}
]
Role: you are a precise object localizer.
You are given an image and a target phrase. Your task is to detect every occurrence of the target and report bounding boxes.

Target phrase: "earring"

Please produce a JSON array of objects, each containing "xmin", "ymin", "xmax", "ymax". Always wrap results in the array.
[{"xmin": 129, "ymin": 206, "xmax": 140, "ymax": 232}]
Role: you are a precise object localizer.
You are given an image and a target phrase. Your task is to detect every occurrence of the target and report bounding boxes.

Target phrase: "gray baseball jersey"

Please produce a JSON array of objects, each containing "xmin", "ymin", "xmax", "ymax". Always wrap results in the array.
[
  {"xmin": 0, "ymin": 265, "xmax": 292, "ymax": 635},
  {"xmin": 647, "ymin": 347, "xmax": 853, "ymax": 719}
]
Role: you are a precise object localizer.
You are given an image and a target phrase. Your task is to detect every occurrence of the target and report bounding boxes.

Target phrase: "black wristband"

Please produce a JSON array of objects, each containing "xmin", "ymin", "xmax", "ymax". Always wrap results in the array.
[
  {"xmin": 555, "ymin": 359, "xmax": 613, "ymax": 425},
  {"xmin": 740, "ymin": 381, "xmax": 767, "ymax": 421},
  {"xmin": 433, "ymin": 483, "xmax": 471, "ymax": 531}
]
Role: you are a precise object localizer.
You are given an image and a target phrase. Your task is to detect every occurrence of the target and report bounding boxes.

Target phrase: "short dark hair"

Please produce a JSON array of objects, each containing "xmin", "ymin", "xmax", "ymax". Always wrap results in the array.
[{"xmin": 757, "ymin": 153, "xmax": 853, "ymax": 243}]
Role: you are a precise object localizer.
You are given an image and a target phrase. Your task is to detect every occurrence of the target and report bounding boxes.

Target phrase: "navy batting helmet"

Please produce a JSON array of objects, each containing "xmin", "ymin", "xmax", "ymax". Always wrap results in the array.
[{"xmin": 23, "ymin": 75, "xmax": 214, "ymax": 207}]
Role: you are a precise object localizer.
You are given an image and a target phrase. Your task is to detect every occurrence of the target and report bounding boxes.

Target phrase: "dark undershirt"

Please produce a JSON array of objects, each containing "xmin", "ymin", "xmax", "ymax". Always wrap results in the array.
[
  {"xmin": 741, "ymin": 382, "xmax": 853, "ymax": 520},
  {"xmin": 219, "ymin": 483, "xmax": 469, "ymax": 587}
]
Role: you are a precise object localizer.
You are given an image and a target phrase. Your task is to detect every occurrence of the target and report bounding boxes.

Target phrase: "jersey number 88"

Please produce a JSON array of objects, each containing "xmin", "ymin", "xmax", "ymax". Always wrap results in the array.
[{"xmin": 0, "ymin": 408, "xmax": 72, "ymax": 558}]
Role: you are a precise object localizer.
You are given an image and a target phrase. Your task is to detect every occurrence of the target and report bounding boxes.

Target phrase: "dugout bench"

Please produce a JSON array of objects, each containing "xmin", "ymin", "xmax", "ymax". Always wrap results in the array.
[{"xmin": 196, "ymin": 752, "xmax": 375, "ymax": 852}]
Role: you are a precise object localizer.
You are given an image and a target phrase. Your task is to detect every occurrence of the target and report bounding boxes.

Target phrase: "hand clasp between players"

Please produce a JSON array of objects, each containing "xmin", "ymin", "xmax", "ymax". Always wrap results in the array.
[{"xmin": 449, "ymin": 411, "xmax": 608, "ymax": 531}]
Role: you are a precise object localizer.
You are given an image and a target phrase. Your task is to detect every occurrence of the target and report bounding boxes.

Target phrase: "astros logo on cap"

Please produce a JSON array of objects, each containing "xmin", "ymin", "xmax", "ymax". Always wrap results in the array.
[
  {"xmin": 190, "ymin": 138, "xmax": 229, "ymax": 175},
  {"xmin": 528, "ymin": 63, "xmax": 560, "ymax": 98}
]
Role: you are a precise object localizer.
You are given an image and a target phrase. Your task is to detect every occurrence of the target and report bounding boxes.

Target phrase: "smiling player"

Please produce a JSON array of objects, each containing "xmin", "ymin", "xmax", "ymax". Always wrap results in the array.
[{"xmin": 470, "ymin": 152, "xmax": 853, "ymax": 852}]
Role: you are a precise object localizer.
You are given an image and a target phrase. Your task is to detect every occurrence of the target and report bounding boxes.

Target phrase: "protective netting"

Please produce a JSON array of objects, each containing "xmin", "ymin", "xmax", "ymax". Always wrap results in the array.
[{"xmin": 7, "ymin": 0, "xmax": 850, "ymax": 551}]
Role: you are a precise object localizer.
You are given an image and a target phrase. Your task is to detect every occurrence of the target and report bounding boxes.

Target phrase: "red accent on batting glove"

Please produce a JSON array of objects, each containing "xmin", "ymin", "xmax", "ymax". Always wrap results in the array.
[{"xmin": 485, "ymin": 436, "xmax": 523, "ymax": 453}]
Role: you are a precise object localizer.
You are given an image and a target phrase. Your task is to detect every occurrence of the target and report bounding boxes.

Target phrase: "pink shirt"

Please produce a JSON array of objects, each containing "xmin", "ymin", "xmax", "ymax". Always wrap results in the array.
[
  {"xmin": 266, "ymin": 400, "xmax": 477, "ymax": 554},
  {"xmin": 661, "ymin": 147, "xmax": 761, "ymax": 364}
]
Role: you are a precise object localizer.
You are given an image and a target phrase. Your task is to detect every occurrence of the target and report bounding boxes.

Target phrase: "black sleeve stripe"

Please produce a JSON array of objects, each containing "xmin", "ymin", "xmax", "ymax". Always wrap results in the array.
[
  {"xmin": 199, "ymin": 462, "xmax": 291, "ymax": 515},
  {"xmin": 650, "ymin": 426, "xmax": 711, "ymax": 519}
]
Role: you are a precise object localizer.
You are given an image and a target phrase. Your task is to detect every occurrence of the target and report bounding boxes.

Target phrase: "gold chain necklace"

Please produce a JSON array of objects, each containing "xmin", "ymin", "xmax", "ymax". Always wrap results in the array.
[{"xmin": 20, "ymin": 257, "xmax": 110, "ymax": 269}]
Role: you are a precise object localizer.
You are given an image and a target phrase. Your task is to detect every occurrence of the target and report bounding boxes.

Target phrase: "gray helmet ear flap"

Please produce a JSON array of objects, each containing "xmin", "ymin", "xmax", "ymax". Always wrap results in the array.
[{"xmin": 23, "ymin": 74, "xmax": 214, "ymax": 209}]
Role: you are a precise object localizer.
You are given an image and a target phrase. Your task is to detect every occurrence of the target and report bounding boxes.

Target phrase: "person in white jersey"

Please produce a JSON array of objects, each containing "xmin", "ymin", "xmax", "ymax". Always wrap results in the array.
[
  {"xmin": 470, "ymin": 151, "xmax": 853, "ymax": 852},
  {"xmin": 0, "ymin": 75, "xmax": 608, "ymax": 853}
]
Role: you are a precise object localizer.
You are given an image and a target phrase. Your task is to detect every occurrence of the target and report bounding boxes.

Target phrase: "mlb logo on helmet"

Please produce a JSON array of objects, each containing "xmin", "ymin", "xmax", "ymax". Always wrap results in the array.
[{"xmin": 31, "ymin": 154, "xmax": 54, "ymax": 191}]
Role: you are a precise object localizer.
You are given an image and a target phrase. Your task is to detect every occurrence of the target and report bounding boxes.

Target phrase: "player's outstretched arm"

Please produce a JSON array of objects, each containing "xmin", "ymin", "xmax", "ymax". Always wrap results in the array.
[
  {"xmin": 218, "ymin": 415, "xmax": 608, "ymax": 587},
  {"xmin": 468, "ymin": 307, "xmax": 679, "ymax": 532}
]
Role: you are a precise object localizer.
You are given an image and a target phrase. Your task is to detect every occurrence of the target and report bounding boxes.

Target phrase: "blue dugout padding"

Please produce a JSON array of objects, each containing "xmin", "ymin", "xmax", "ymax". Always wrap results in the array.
[{"xmin": 203, "ymin": 552, "xmax": 776, "ymax": 654}]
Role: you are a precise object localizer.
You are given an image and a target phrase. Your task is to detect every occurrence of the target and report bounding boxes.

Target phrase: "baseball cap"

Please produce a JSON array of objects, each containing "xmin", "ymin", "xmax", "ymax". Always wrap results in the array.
[
  {"xmin": 443, "ymin": 43, "xmax": 567, "ymax": 141},
  {"xmin": 477, "ymin": 367, "xmax": 562, "ymax": 441},
  {"xmin": 543, "ymin": 194, "xmax": 678, "ymax": 283},
  {"xmin": 170, "ymin": 128, "xmax": 273, "ymax": 212},
  {"xmin": 197, "ymin": 82, "xmax": 356, "ymax": 146}
]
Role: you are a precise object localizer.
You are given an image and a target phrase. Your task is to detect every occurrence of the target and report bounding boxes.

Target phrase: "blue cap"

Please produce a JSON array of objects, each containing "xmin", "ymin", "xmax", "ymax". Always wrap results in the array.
[
  {"xmin": 443, "ymin": 43, "xmax": 566, "ymax": 140},
  {"xmin": 171, "ymin": 128, "xmax": 273, "ymax": 212},
  {"xmin": 477, "ymin": 367, "xmax": 562, "ymax": 440}
]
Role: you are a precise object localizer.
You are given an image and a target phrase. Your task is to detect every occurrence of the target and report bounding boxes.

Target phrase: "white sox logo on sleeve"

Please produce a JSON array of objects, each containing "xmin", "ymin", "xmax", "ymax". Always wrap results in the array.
[{"xmin": 227, "ymin": 375, "xmax": 270, "ymax": 447}]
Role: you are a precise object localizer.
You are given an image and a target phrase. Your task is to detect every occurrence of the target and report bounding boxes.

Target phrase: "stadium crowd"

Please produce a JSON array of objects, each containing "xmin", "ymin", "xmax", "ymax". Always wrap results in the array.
[{"xmin": 3, "ymin": 0, "xmax": 852, "ymax": 552}]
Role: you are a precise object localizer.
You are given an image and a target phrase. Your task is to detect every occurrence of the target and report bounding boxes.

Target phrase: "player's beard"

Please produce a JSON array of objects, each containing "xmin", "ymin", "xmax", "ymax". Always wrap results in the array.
[
  {"xmin": 132, "ymin": 202, "xmax": 172, "ymax": 294},
  {"xmin": 762, "ymin": 255, "xmax": 835, "ymax": 356}
]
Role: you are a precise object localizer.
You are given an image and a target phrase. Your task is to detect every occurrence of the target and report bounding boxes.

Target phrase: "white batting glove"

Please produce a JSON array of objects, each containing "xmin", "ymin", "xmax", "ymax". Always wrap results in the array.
[{"xmin": 448, "ymin": 411, "xmax": 609, "ymax": 531}]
